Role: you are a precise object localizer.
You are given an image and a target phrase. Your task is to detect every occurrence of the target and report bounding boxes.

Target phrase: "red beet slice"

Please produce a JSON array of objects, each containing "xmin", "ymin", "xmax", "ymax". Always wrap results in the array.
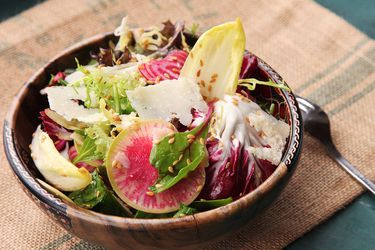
[
  {"xmin": 106, "ymin": 120, "xmax": 206, "ymax": 213},
  {"xmin": 138, "ymin": 50, "xmax": 188, "ymax": 83}
]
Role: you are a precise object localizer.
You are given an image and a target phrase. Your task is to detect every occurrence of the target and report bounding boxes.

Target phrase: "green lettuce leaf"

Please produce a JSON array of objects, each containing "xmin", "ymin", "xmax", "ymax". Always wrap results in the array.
[
  {"xmin": 149, "ymin": 120, "xmax": 209, "ymax": 193},
  {"xmin": 238, "ymin": 78, "xmax": 290, "ymax": 91},
  {"xmin": 72, "ymin": 136, "xmax": 102, "ymax": 165},
  {"xmin": 134, "ymin": 210, "xmax": 173, "ymax": 218},
  {"xmin": 85, "ymin": 123, "xmax": 113, "ymax": 159},
  {"xmin": 191, "ymin": 197, "xmax": 233, "ymax": 210},
  {"xmin": 173, "ymin": 204, "xmax": 197, "ymax": 218},
  {"xmin": 69, "ymin": 171, "xmax": 131, "ymax": 216}
]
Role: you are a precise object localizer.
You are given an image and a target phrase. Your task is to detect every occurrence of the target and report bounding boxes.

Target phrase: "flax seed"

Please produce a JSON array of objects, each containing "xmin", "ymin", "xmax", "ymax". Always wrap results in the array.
[
  {"xmin": 179, "ymin": 154, "xmax": 184, "ymax": 160},
  {"xmin": 146, "ymin": 191, "xmax": 154, "ymax": 196},
  {"xmin": 168, "ymin": 137, "xmax": 175, "ymax": 144},
  {"xmin": 115, "ymin": 162, "xmax": 122, "ymax": 169},
  {"xmin": 259, "ymin": 131, "xmax": 266, "ymax": 137},
  {"xmin": 208, "ymin": 85, "xmax": 212, "ymax": 92},
  {"xmin": 199, "ymin": 59, "xmax": 204, "ymax": 67},
  {"xmin": 168, "ymin": 166, "xmax": 174, "ymax": 173},
  {"xmin": 199, "ymin": 138, "xmax": 204, "ymax": 145},
  {"xmin": 173, "ymin": 160, "xmax": 179, "ymax": 166},
  {"xmin": 240, "ymin": 90, "xmax": 248, "ymax": 96},
  {"xmin": 113, "ymin": 115, "xmax": 121, "ymax": 122},
  {"xmin": 167, "ymin": 123, "xmax": 175, "ymax": 130},
  {"xmin": 155, "ymin": 76, "xmax": 161, "ymax": 83},
  {"xmin": 187, "ymin": 134, "xmax": 195, "ymax": 139},
  {"xmin": 196, "ymin": 69, "xmax": 201, "ymax": 77},
  {"xmin": 225, "ymin": 162, "xmax": 231, "ymax": 169},
  {"xmin": 40, "ymin": 134, "xmax": 46, "ymax": 143},
  {"xmin": 111, "ymin": 160, "xmax": 118, "ymax": 168},
  {"xmin": 199, "ymin": 80, "xmax": 206, "ymax": 87}
]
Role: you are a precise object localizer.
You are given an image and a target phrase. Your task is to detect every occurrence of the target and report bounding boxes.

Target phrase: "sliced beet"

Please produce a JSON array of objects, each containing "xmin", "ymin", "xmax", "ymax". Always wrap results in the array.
[{"xmin": 106, "ymin": 120, "xmax": 205, "ymax": 214}]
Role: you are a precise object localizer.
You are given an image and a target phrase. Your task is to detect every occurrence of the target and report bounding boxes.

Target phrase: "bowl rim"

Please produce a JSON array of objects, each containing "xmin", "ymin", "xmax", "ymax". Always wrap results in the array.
[{"xmin": 3, "ymin": 31, "xmax": 303, "ymax": 228}]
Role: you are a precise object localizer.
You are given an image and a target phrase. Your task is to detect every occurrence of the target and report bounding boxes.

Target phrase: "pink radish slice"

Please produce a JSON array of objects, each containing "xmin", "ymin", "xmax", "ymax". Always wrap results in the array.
[
  {"xmin": 106, "ymin": 120, "xmax": 206, "ymax": 214},
  {"xmin": 138, "ymin": 50, "xmax": 188, "ymax": 83}
]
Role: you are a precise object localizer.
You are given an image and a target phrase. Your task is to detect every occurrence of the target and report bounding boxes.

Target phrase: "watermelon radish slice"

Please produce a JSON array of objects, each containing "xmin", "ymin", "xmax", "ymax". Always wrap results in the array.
[
  {"xmin": 139, "ymin": 50, "xmax": 188, "ymax": 83},
  {"xmin": 106, "ymin": 120, "xmax": 206, "ymax": 213}
]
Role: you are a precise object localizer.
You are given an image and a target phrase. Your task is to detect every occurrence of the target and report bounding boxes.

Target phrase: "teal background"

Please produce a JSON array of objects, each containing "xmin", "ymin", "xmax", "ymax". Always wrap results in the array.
[
  {"xmin": 316, "ymin": 0, "xmax": 375, "ymax": 39},
  {"xmin": 289, "ymin": 0, "xmax": 375, "ymax": 249},
  {"xmin": 0, "ymin": 0, "xmax": 374, "ymax": 249}
]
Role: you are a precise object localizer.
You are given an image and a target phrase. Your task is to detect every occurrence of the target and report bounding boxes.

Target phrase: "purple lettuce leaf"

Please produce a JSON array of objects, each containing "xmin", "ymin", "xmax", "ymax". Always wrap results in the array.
[{"xmin": 39, "ymin": 109, "xmax": 71, "ymax": 151}]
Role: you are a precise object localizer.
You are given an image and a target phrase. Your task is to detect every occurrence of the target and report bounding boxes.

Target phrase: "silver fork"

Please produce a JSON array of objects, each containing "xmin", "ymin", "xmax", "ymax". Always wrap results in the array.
[{"xmin": 296, "ymin": 95, "xmax": 375, "ymax": 195}]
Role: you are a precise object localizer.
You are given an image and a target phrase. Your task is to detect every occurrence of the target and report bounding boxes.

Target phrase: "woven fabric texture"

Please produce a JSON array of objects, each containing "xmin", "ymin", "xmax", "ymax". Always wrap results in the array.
[{"xmin": 0, "ymin": 0, "xmax": 374, "ymax": 249}]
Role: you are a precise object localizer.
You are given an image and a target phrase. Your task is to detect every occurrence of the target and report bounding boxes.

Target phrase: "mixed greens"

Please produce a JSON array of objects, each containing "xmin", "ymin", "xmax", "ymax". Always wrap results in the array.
[{"xmin": 30, "ymin": 17, "xmax": 290, "ymax": 218}]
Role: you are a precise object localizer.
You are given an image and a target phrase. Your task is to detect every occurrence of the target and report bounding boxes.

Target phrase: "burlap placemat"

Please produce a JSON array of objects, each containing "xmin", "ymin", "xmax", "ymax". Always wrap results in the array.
[{"xmin": 1, "ymin": 0, "xmax": 374, "ymax": 249}]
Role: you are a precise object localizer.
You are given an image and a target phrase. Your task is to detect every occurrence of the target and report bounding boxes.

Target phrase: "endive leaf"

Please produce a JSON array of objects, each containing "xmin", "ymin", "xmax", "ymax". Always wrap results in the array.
[{"xmin": 179, "ymin": 18, "xmax": 245, "ymax": 101}]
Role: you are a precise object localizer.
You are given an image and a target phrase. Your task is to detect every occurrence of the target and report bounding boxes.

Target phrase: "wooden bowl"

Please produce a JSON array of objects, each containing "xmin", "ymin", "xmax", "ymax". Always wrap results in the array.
[{"xmin": 3, "ymin": 32, "xmax": 303, "ymax": 249}]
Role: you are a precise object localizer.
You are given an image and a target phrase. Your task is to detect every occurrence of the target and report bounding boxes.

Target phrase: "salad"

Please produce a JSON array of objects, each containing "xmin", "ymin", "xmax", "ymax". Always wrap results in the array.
[{"xmin": 30, "ymin": 17, "xmax": 290, "ymax": 218}]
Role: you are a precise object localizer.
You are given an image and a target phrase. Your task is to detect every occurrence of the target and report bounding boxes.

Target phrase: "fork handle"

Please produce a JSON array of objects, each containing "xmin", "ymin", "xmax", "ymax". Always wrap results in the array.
[{"xmin": 326, "ymin": 144, "xmax": 375, "ymax": 195}]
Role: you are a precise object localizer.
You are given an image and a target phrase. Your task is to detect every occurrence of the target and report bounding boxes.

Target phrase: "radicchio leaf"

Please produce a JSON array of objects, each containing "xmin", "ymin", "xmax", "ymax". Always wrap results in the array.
[
  {"xmin": 90, "ymin": 47, "xmax": 132, "ymax": 66},
  {"xmin": 199, "ymin": 95, "xmax": 288, "ymax": 200},
  {"xmin": 199, "ymin": 138, "xmax": 276, "ymax": 200},
  {"xmin": 39, "ymin": 110, "xmax": 71, "ymax": 151},
  {"xmin": 240, "ymin": 51, "xmax": 258, "ymax": 79},
  {"xmin": 48, "ymin": 72, "xmax": 66, "ymax": 86}
]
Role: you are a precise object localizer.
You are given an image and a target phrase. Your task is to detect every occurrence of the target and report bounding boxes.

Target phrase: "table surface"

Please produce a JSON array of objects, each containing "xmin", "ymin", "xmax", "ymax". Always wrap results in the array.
[{"xmin": 1, "ymin": 0, "xmax": 374, "ymax": 249}]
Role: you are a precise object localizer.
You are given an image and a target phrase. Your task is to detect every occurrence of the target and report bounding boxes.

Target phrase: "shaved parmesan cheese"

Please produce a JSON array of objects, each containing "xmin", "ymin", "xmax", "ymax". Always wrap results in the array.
[
  {"xmin": 119, "ymin": 112, "xmax": 139, "ymax": 129},
  {"xmin": 41, "ymin": 86, "xmax": 107, "ymax": 123},
  {"xmin": 212, "ymin": 95, "xmax": 289, "ymax": 165},
  {"xmin": 246, "ymin": 110, "xmax": 290, "ymax": 165},
  {"xmin": 126, "ymin": 77, "xmax": 208, "ymax": 125},
  {"xmin": 65, "ymin": 70, "xmax": 86, "ymax": 84},
  {"xmin": 65, "ymin": 65, "xmax": 96, "ymax": 84}
]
